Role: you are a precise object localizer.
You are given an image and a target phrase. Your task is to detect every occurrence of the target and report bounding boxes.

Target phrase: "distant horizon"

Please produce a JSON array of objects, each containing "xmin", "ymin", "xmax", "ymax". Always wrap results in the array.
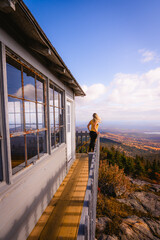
[{"xmin": 76, "ymin": 120, "xmax": 160, "ymax": 132}]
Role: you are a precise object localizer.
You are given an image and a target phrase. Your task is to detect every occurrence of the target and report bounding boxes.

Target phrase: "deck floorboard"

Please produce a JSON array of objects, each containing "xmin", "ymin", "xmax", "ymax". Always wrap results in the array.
[{"xmin": 27, "ymin": 153, "xmax": 88, "ymax": 240}]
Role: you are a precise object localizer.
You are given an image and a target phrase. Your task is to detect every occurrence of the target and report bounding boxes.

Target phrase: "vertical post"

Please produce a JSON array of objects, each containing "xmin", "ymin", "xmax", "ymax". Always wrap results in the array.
[
  {"xmin": 85, "ymin": 215, "xmax": 89, "ymax": 240},
  {"xmin": 46, "ymin": 78, "xmax": 51, "ymax": 154},
  {"xmin": 21, "ymin": 65, "xmax": 28, "ymax": 165},
  {"xmin": 0, "ymin": 42, "xmax": 12, "ymax": 184},
  {"xmin": 76, "ymin": 131, "xmax": 78, "ymax": 149},
  {"xmin": 85, "ymin": 131, "xmax": 87, "ymax": 152},
  {"xmin": 88, "ymin": 152, "xmax": 94, "ymax": 173},
  {"xmin": 81, "ymin": 131, "xmax": 83, "ymax": 153}
]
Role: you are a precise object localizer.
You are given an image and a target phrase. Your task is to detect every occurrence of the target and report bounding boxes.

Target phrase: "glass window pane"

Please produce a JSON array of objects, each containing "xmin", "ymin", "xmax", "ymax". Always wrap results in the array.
[
  {"xmin": 25, "ymin": 102, "xmax": 36, "ymax": 130},
  {"xmin": 50, "ymin": 106, "xmax": 54, "ymax": 130},
  {"xmin": 59, "ymin": 92, "xmax": 64, "ymax": 108},
  {"xmin": 27, "ymin": 133, "xmax": 37, "ymax": 160},
  {"xmin": 55, "ymin": 107, "xmax": 59, "ymax": 127},
  {"xmin": 38, "ymin": 103, "xmax": 45, "ymax": 129},
  {"xmin": 60, "ymin": 109, "xmax": 64, "ymax": 126},
  {"xmin": 51, "ymin": 132, "xmax": 55, "ymax": 147},
  {"xmin": 8, "ymin": 97, "xmax": 23, "ymax": 133},
  {"xmin": 39, "ymin": 131, "xmax": 46, "ymax": 154},
  {"xmin": 6, "ymin": 57, "xmax": 22, "ymax": 98},
  {"xmin": 55, "ymin": 128, "xmax": 59, "ymax": 145},
  {"xmin": 0, "ymin": 141, "xmax": 3, "ymax": 181},
  {"xmin": 60, "ymin": 127, "xmax": 64, "ymax": 144},
  {"xmin": 11, "ymin": 136, "xmax": 25, "ymax": 173},
  {"xmin": 37, "ymin": 78, "xmax": 44, "ymax": 103},
  {"xmin": 23, "ymin": 67, "xmax": 35, "ymax": 101},
  {"xmin": 49, "ymin": 85, "xmax": 53, "ymax": 105},
  {"xmin": 54, "ymin": 89, "xmax": 59, "ymax": 107}
]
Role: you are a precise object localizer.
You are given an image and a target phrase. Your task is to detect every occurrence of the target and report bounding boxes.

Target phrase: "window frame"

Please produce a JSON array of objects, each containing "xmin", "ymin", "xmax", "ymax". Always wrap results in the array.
[
  {"xmin": 0, "ymin": 45, "xmax": 67, "ymax": 182},
  {"xmin": 49, "ymin": 82, "xmax": 65, "ymax": 149},
  {"xmin": 6, "ymin": 51, "xmax": 48, "ymax": 174}
]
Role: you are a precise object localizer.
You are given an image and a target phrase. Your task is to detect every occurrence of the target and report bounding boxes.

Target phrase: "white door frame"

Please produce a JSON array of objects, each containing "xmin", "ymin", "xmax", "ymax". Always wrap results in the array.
[{"xmin": 66, "ymin": 98, "xmax": 73, "ymax": 162}]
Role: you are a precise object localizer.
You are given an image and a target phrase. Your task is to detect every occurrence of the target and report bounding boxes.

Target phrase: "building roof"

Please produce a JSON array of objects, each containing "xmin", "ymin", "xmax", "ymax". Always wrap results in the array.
[{"xmin": 0, "ymin": 0, "xmax": 85, "ymax": 96}]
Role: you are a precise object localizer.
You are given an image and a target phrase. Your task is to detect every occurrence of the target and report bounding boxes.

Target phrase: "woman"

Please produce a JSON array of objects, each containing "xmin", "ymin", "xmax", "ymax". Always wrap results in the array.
[{"xmin": 87, "ymin": 113, "xmax": 101, "ymax": 152}]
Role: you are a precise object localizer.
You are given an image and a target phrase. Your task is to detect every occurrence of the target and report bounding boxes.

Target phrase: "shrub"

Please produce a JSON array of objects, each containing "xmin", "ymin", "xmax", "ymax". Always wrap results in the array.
[{"xmin": 98, "ymin": 162, "xmax": 131, "ymax": 197}]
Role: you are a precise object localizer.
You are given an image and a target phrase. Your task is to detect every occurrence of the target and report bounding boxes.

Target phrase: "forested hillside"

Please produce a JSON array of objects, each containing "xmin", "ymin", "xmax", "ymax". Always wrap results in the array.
[
  {"xmin": 96, "ymin": 145, "xmax": 160, "ymax": 240},
  {"xmin": 100, "ymin": 145, "xmax": 160, "ymax": 183}
]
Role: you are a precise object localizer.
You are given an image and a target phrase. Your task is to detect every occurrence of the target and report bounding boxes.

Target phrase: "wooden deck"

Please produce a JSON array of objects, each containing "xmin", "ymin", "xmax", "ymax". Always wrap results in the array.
[{"xmin": 27, "ymin": 153, "xmax": 88, "ymax": 240}]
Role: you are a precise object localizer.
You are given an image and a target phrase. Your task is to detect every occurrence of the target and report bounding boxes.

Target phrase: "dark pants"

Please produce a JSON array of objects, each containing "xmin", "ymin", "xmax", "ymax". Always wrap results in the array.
[{"xmin": 89, "ymin": 131, "xmax": 97, "ymax": 152}]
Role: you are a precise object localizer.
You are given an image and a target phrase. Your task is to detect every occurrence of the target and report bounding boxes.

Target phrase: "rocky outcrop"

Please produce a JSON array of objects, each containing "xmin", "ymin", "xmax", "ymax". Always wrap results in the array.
[
  {"xmin": 96, "ymin": 217, "xmax": 112, "ymax": 231},
  {"xmin": 117, "ymin": 191, "xmax": 160, "ymax": 217},
  {"xmin": 97, "ymin": 216, "xmax": 160, "ymax": 240},
  {"xmin": 119, "ymin": 215, "xmax": 160, "ymax": 240},
  {"xmin": 96, "ymin": 180, "xmax": 160, "ymax": 240},
  {"xmin": 98, "ymin": 234, "xmax": 118, "ymax": 240}
]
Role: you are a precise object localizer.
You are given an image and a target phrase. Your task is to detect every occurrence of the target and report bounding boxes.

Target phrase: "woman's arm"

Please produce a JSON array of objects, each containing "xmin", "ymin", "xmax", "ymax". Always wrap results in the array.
[{"xmin": 87, "ymin": 121, "xmax": 91, "ymax": 131}]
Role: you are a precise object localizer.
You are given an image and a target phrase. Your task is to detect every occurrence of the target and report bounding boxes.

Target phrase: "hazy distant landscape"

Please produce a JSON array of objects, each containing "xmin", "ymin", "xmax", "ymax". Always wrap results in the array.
[{"xmin": 76, "ymin": 122, "xmax": 160, "ymax": 161}]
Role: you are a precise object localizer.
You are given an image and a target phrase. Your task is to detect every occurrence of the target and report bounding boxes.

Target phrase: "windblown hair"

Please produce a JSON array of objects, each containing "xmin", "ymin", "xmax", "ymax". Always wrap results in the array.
[{"xmin": 93, "ymin": 113, "xmax": 101, "ymax": 123}]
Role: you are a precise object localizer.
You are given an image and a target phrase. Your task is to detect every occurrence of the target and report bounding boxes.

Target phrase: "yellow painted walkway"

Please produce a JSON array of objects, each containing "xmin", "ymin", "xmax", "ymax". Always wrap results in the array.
[{"xmin": 28, "ymin": 153, "xmax": 88, "ymax": 240}]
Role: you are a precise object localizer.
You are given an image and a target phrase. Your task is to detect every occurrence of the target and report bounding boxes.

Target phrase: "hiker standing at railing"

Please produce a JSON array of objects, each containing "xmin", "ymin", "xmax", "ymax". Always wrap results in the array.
[{"xmin": 87, "ymin": 113, "xmax": 101, "ymax": 152}]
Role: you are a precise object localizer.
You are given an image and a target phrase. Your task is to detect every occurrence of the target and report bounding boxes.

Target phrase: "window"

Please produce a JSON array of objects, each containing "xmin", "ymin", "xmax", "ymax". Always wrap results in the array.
[
  {"xmin": 0, "ymin": 133, "xmax": 2, "ymax": 182},
  {"xmin": 6, "ymin": 55, "xmax": 47, "ymax": 174},
  {"xmin": 49, "ymin": 83, "xmax": 65, "ymax": 148}
]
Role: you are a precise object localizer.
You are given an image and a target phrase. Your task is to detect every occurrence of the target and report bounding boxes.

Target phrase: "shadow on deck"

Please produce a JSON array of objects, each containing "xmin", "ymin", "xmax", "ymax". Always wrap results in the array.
[{"xmin": 27, "ymin": 153, "xmax": 89, "ymax": 240}]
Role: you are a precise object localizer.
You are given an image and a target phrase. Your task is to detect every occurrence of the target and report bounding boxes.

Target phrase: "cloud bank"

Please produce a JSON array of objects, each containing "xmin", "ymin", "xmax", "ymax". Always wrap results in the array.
[{"xmin": 76, "ymin": 67, "xmax": 160, "ymax": 123}]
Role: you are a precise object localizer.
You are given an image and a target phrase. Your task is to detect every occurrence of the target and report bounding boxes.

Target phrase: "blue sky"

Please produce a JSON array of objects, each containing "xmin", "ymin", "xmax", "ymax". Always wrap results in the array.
[{"xmin": 24, "ymin": 0, "xmax": 160, "ymax": 125}]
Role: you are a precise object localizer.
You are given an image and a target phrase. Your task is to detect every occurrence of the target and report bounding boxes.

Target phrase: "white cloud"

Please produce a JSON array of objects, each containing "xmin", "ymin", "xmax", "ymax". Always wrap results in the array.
[
  {"xmin": 138, "ymin": 49, "xmax": 159, "ymax": 63},
  {"xmin": 76, "ymin": 83, "xmax": 107, "ymax": 122},
  {"xmin": 76, "ymin": 83, "xmax": 107, "ymax": 106},
  {"xmin": 15, "ymin": 84, "xmax": 44, "ymax": 102},
  {"xmin": 76, "ymin": 67, "xmax": 160, "ymax": 123}
]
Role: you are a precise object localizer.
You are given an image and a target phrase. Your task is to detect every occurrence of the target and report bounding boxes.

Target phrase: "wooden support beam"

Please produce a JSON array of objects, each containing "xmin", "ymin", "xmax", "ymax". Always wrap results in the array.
[
  {"xmin": 29, "ymin": 41, "xmax": 52, "ymax": 56},
  {"xmin": 0, "ymin": 0, "xmax": 16, "ymax": 13},
  {"xmin": 57, "ymin": 74, "xmax": 74, "ymax": 84},
  {"xmin": 48, "ymin": 62, "xmax": 66, "ymax": 74}
]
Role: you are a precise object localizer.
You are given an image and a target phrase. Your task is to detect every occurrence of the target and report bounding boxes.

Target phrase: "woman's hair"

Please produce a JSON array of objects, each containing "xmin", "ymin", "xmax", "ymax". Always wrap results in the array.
[{"xmin": 93, "ymin": 113, "xmax": 101, "ymax": 123}]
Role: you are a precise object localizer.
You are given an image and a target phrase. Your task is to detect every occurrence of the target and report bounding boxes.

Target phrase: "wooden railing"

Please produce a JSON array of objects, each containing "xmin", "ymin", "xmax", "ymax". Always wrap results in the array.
[
  {"xmin": 76, "ymin": 133, "xmax": 100, "ymax": 240},
  {"xmin": 76, "ymin": 131, "xmax": 90, "ymax": 153}
]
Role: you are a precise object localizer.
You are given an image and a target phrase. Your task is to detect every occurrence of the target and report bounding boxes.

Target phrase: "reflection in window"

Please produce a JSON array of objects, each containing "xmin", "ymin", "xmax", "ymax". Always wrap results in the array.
[
  {"xmin": 27, "ymin": 133, "xmax": 37, "ymax": 160},
  {"xmin": 55, "ymin": 128, "xmax": 59, "ymax": 146},
  {"xmin": 51, "ymin": 132, "xmax": 55, "ymax": 147},
  {"xmin": 8, "ymin": 98, "xmax": 23, "ymax": 133},
  {"xmin": 49, "ymin": 84, "xmax": 64, "ymax": 148},
  {"xmin": 25, "ymin": 102, "xmax": 36, "ymax": 130},
  {"xmin": 55, "ymin": 107, "xmax": 59, "ymax": 127},
  {"xmin": 6, "ymin": 55, "xmax": 47, "ymax": 174},
  {"xmin": 6, "ymin": 57, "xmax": 22, "ymax": 98},
  {"xmin": 49, "ymin": 87, "xmax": 53, "ymax": 105},
  {"xmin": 49, "ymin": 106, "xmax": 54, "ymax": 130},
  {"xmin": 39, "ymin": 131, "xmax": 46, "ymax": 154},
  {"xmin": 54, "ymin": 89, "xmax": 59, "ymax": 107},
  {"xmin": 0, "ymin": 141, "xmax": 3, "ymax": 181},
  {"xmin": 10, "ymin": 136, "xmax": 25, "ymax": 172},
  {"xmin": 60, "ymin": 109, "xmax": 64, "ymax": 125},
  {"xmin": 37, "ymin": 78, "xmax": 44, "ymax": 103},
  {"xmin": 23, "ymin": 68, "xmax": 35, "ymax": 101},
  {"xmin": 38, "ymin": 103, "xmax": 45, "ymax": 129},
  {"xmin": 60, "ymin": 127, "xmax": 64, "ymax": 144}
]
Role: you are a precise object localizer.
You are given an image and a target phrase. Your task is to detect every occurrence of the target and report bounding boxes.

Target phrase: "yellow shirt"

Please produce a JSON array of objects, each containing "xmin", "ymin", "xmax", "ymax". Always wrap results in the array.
[{"xmin": 90, "ymin": 120, "xmax": 99, "ymax": 132}]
